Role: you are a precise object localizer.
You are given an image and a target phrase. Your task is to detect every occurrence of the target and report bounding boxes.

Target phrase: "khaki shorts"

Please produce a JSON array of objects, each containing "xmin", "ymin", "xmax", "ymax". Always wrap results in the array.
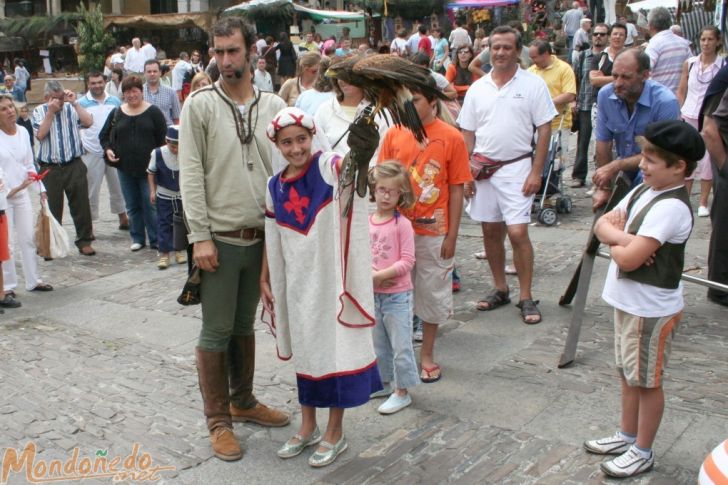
[
  {"xmin": 413, "ymin": 235, "xmax": 453, "ymax": 325},
  {"xmin": 614, "ymin": 308, "xmax": 682, "ymax": 388}
]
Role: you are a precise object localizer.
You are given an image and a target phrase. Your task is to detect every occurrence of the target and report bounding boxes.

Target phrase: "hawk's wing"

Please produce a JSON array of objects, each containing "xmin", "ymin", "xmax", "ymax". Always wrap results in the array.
[{"xmin": 352, "ymin": 55, "xmax": 446, "ymax": 102}]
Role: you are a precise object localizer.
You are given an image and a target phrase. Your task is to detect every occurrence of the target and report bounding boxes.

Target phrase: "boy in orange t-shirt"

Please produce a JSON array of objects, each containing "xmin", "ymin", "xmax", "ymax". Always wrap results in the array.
[{"xmin": 377, "ymin": 88, "xmax": 472, "ymax": 383}]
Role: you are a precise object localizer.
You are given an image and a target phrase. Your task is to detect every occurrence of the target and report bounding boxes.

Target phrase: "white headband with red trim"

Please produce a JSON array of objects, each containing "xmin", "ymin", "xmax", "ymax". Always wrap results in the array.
[{"xmin": 266, "ymin": 107, "xmax": 317, "ymax": 142}]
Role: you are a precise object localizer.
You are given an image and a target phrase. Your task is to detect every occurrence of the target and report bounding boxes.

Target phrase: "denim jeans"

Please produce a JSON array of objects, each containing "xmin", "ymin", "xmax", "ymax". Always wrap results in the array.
[
  {"xmin": 373, "ymin": 291, "xmax": 420, "ymax": 390},
  {"xmin": 566, "ymin": 35, "xmax": 575, "ymax": 70},
  {"xmin": 156, "ymin": 197, "xmax": 183, "ymax": 253},
  {"xmin": 117, "ymin": 170, "xmax": 157, "ymax": 247}
]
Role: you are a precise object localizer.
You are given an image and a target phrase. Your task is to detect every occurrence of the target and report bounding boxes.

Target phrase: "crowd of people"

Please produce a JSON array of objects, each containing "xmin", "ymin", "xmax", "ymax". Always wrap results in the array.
[{"xmin": 0, "ymin": 7, "xmax": 726, "ymax": 480}]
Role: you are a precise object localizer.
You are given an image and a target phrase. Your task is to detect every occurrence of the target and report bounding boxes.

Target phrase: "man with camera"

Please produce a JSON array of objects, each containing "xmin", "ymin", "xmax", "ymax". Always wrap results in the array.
[{"xmin": 32, "ymin": 80, "xmax": 96, "ymax": 255}]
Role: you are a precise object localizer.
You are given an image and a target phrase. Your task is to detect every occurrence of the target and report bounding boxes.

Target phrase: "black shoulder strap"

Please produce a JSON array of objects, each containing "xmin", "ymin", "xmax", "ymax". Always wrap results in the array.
[
  {"xmin": 625, "ymin": 183, "xmax": 651, "ymax": 216},
  {"xmin": 108, "ymin": 107, "xmax": 122, "ymax": 145},
  {"xmin": 576, "ymin": 50, "xmax": 587, "ymax": 84},
  {"xmin": 626, "ymin": 185, "xmax": 692, "ymax": 235},
  {"xmin": 111, "ymin": 106, "xmax": 122, "ymax": 127}
]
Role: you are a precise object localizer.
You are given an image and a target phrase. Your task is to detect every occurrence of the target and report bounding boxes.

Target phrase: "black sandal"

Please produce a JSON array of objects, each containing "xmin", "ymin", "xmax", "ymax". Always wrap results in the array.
[
  {"xmin": 30, "ymin": 283, "xmax": 54, "ymax": 292},
  {"xmin": 516, "ymin": 299, "xmax": 542, "ymax": 324},
  {"xmin": 476, "ymin": 289, "xmax": 510, "ymax": 311}
]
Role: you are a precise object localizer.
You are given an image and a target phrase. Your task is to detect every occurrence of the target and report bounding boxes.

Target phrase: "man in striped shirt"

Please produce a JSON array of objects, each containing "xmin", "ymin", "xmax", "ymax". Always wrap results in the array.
[
  {"xmin": 32, "ymin": 80, "xmax": 96, "ymax": 255},
  {"xmin": 644, "ymin": 7, "xmax": 691, "ymax": 94}
]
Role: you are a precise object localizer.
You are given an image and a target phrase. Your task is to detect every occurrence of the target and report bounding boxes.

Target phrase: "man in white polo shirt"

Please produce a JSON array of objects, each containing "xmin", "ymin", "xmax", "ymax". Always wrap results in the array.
[
  {"xmin": 458, "ymin": 25, "xmax": 557, "ymax": 325},
  {"xmin": 77, "ymin": 71, "xmax": 129, "ymax": 230}
]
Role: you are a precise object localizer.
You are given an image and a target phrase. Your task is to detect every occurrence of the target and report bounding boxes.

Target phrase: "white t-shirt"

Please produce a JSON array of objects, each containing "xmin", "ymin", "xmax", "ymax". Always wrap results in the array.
[
  {"xmin": 457, "ymin": 68, "xmax": 557, "ymax": 181},
  {"xmin": 449, "ymin": 27, "xmax": 472, "ymax": 50},
  {"xmin": 0, "ymin": 127, "xmax": 39, "ymax": 201},
  {"xmin": 256, "ymin": 38, "xmax": 268, "ymax": 56},
  {"xmin": 142, "ymin": 43, "xmax": 157, "ymax": 61},
  {"xmin": 253, "ymin": 69, "xmax": 273, "ymax": 92},
  {"xmin": 602, "ymin": 185, "xmax": 693, "ymax": 317},
  {"xmin": 407, "ymin": 32, "xmax": 421, "ymax": 55},
  {"xmin": 390, "ymin": 38, "xmax": 408, "ymax": 56},
  {"xmin": 172, "ymin": 60, "xmax": 192, "ymax": 91},
  {"xmin": 431, "ymin": 71, "xmax": 450, "ymax": 91},
  {"xmin": 625, "ymin": 23, "xmax": 639, "ymax": 46}
]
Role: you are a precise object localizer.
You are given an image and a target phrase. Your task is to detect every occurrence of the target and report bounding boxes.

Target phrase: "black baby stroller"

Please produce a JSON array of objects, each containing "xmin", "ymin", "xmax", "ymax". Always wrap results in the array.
[{"xmin": 533, "ymin": 115, "xmax": 573, "ymax": 226}]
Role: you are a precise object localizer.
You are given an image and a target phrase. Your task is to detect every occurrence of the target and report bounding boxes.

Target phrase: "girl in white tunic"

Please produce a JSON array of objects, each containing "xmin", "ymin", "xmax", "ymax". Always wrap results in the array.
[{"xmin": 260, "ymin": 107, "xmax": 382, "ymax": 468}]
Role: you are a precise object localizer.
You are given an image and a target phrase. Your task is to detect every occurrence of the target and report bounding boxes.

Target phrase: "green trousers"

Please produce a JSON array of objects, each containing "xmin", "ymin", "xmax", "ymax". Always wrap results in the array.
[{"xmin": 198, "ymin": 240, "xmax": 263, "ymax": 351}]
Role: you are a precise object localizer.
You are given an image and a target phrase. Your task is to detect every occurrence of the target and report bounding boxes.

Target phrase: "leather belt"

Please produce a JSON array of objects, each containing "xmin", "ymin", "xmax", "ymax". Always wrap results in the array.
[{"xmin": 214, "ymin": 228, "xmax": 264, "ymax": 240}]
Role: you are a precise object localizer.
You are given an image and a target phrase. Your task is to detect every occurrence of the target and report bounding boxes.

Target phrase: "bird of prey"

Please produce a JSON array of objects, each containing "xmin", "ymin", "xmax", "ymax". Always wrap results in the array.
[
  {"xmin": 326, "ymin": 54, "xmax": 447, "ymax": 214},
  {"xmin": 326, "ymin": 54, "xmax": 447, "ymax": 144}
]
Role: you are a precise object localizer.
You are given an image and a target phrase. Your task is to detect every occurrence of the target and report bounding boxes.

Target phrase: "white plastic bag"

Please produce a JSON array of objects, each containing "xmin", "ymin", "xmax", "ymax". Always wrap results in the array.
[{"xmin": 34, "ymin": 200, "xmax": 70, "ymax": 259}]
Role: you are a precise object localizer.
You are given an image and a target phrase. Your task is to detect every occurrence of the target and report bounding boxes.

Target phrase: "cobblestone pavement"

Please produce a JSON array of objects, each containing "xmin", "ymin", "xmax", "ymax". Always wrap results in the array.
[{"xmin": 0, "ymin": 149, "xmax": 726, "ymax": 484}]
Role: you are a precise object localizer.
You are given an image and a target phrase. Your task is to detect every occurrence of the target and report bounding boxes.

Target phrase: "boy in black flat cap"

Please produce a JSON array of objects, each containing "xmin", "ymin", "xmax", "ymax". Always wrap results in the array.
[{"xmin": 583, "ymin": 120, "xmax": 705, "ymax": 479}]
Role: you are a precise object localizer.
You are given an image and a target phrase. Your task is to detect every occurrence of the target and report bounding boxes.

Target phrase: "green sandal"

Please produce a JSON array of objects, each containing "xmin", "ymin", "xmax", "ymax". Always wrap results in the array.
[{"xmin": 476, "ymin": 289, "xmax": 510, "ymax": 311}]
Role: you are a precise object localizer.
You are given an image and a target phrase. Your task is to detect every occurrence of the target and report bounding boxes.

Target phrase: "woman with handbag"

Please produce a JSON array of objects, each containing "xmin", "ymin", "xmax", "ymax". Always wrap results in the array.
[
  {"xmin": 99, "ymin": 75, "xmax": 167, "ymax": 252},
  {"xmin": 275, "ymin": 33, "xmax": 298, "ymax": 86},
  {"xmin": 0, "ymin": 94, "xmax": 53, "ymax": 306},
  {"xmin": 430, "ymin": 28, "xmax": 449, "ymax": 74}
]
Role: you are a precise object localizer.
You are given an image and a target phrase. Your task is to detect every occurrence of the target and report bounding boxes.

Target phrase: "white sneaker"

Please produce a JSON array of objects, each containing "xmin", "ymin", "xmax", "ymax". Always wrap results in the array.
[
  {"xmin": 584, "ymin": 432, "xmax": 633, "ymax": 455},
  {"xmin": 130, "ymin": 243, "xmax": 144, "ymax": 251},
  {"xmin": 413, "ymin": 328, "xmax": 423, "ymax": 342},
  {"xmin": 370, "ymin": 383, "xmax": 392, "ymax": 399},
  {"xmin": 698, "ymin": 206, "xmax": 710, "ymax": 217},
  {"xmin": 600, "ymin": 446, "xmax": 654, "ymax": 478},
  {"xmin": 586, "ymin": 187, "xmax": 596, "ymax": 196},
  {"xmin": 377, "ymin": 393, "xmax": 412, "ymax": 414}
]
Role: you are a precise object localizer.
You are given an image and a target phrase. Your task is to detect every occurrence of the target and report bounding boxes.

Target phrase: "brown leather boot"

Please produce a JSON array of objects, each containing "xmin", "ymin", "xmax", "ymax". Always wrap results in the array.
[
  {"xmin": 228, "ymin": 335, "xmax": 290, "ymax": 427},
  {"xmin": 195, "ymin": 347, "xmax": 243, "ymax": 461}
]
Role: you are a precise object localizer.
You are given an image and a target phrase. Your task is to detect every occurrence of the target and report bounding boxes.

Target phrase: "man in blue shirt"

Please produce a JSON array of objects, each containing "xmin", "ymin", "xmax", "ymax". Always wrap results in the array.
[
  {"xmin": 0, "ymin": 75, "xmax": 24, "ymax": 102},
  {"xmin": 592, "ymin": 48, "xmax": 680, "ymax": 210},
  {"xmin": 77, "ymin": 71, "xmax": 129, "ymax": 231}
]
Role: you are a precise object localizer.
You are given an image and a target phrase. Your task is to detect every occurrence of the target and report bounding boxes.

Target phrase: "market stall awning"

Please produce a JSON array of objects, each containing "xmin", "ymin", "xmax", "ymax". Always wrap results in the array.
[
  {"xmin": 447, "ymin": 0, "xmax": 518, "ymax": 7},
  {"xmin": 625, "ymin": 0, "xmax": 677, "ymax": 12},
  {"xmin": 225, "ymin": 0, "xmax": 366, "ymax": 20},
  {"xmin": 0, "ymin": 36, "xmax": 26, "ymax": 53},
  {"xmin": 294, "ymin": 4, "xmax": 366, "ymax": 20},
  {"xmin": 103, "ymin": 12, "xmax": 215, "ymax": 31}
]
